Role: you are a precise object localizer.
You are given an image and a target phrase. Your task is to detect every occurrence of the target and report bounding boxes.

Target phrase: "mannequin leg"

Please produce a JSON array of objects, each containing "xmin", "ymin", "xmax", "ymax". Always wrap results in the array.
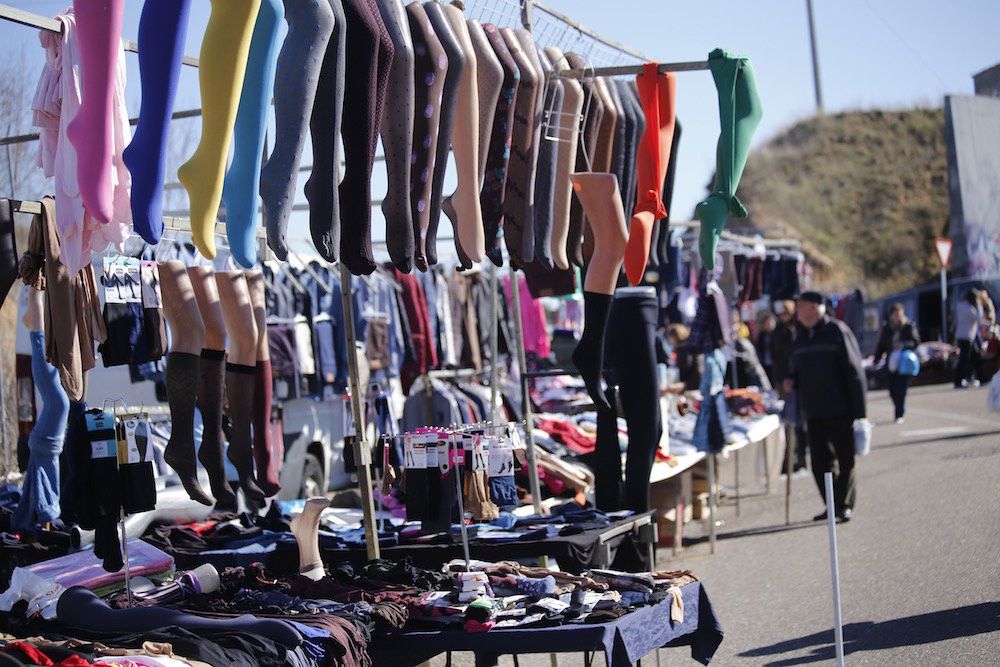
[
  {"xmin": 66, "ymin": 0, "xmax": 124, "ymax": 224},
  {"xmin": 569, "ymin": 173, "xmax": 628, "ymax": 411},
  {"xmin": 442, "ymin": 4, "xmax": 485, "ymax": 263},
  {"xmin": 530, "ymin": 48, "xmax": 561, "ymax": 270},
  {"xmin": 404, "ymin": 2, "xmax": 446, "ymax": 272},
  {"xmin": 481, "ymin": 24, "xmax": 518, "ymax": 267},
  {"xmin": 657, "ymin": 122, "xmax": 682, "ymax": 264},
  {"xmin": 624, "ymin": 67, "xmax": 675, "ymax": 285},
  {"xmin": 375, "ymin": 0, "xmax": 415, "ymax": 272},
  {"xmin": 158, "ymin": 261, "xmax": 212, "ymax": 505},
  {"xmin": 468, "ymin": 20, "xmax": 503, "ymax": 188},
  {"xmin": 338, "ymin": 0, "xmax": 393, "ymax": 275},
  {"xmin": 698, "ymin": 54, "xmax": 762, "ymax": 269},
  {"xmin": 543, "ymin": 47, "xmax": 582, "ymax": 271},
  {"xmin": 178, "ymin": 0, "xmax": 261, "ymax": 260},
  {"xmin": 290, "ymin": 497, "xmax": 332, "ymax": 579},
  {"xmin": 216, "ymin": 271, "xmax": 265, "ymax": 502},
  {"xmin": 265, "ymin": 0, "xmax": 335, "ymax": 261},
  {"xmin": 123, "ymin": 0, "xmax": 192, "ymax": 244},
  {"xmin": 247, "ymin": 270, "xmax": 280, "ymax": 497},
  {"xmin": 187, "ymin": 267, "xmax": 236, "ymax": 506},
  {"xmin": 499, "ymin": 28, "xmax": 538, "ymax": 269},
  {"xmin": 223, "ymin": 0, "xmax": 284, "ymax": 269},
  {"xmin": 423, "ymin": 2, "xmax": 463, "ymax": 269}
]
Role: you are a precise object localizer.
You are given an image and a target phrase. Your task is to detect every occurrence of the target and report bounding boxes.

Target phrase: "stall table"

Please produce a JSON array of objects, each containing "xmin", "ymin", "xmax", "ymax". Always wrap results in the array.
[{"xmin": 372, "ymin": 582, "xmax": 723, "ymax": 667}]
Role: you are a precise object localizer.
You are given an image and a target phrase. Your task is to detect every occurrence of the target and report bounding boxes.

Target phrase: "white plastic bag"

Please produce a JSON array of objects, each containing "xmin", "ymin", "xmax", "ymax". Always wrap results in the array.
[
  {"xmin": 854, "ymin": 418, "xmax": 872, "ymax": 456},
  {"xmin": 988, "ymin": 374, "xmax": 1000, "ymax": 412}
]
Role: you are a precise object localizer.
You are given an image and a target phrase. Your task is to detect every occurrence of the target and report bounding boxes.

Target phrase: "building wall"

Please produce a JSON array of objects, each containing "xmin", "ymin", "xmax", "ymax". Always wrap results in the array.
[
  {"xmin": 973, "ymin": 64, "xmax": 1000, "ymax": 97},
  {"xmin": 945, "ymin": 95, "xmax": 1000, "ymax": 278}
]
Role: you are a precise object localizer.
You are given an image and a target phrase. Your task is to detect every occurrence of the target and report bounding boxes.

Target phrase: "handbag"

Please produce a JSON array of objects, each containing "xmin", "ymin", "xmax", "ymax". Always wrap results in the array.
[{"xmin": 898, "ymin": 349, "xmax": 920, "ymax": 377}]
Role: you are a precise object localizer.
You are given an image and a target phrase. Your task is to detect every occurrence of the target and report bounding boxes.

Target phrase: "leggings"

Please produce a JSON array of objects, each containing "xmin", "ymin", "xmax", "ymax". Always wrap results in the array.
[
  {"xmin": 595, "ymin": 290, "xmax": 661, "ymax": 513},
  {"xmin": 0, "ymin": 199, "xmax": 15, "ymax": 307},
  {"xmin": 887, "ymin": 372, "xmax": 911, "ymax": 420},
  {"xmin": 12, "ymin": 331, "xmax": 70, "ymax": 530},
  {"xmin": 56, "ymin": 587, "xmax": 302, "ymax": 649}
]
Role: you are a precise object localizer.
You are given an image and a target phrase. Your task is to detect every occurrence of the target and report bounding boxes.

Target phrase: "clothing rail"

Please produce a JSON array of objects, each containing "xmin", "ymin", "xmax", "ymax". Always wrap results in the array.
[
  {"xmin": 0, "ymin": 3, "xmax": 199, "ymax": 67},
  {"xmin": 531, "ymin": 1, "xmax": 654, "ymax": 63},
  {"xmin": 557, "ymin": 60, "xmax": 710, "ymax": 79},
  {"xmin": 0, "ymin": 109, "xmax": 204, "ymax": 148}
]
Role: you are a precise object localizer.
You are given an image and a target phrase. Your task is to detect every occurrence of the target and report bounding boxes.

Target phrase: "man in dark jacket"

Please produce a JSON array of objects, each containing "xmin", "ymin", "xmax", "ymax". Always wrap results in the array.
[
  {"xmin": 771, "ymin": 300, "xmax": 807, "ymax": 472},
  {"xmin": 785, "ymin": 291, "xmax": 867, "ymax": 522}
]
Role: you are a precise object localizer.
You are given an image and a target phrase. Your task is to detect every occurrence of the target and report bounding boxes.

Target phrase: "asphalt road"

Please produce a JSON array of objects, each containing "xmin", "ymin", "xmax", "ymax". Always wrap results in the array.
[{"xmin": 427, "ymin": 383, "xmax": 1000, "ymax": 666}]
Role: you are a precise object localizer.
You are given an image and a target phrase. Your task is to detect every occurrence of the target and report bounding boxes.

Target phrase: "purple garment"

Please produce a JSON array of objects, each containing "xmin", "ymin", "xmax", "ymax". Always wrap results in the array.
[
  {"xmin": 505, "ymin": 275, "xmax": 550, "ymax": 358},
  {"xmin": 27, "ymin": 539, "xmax": 173, "ymax": 590},
  {"xmin": 267, "ymin": 323, "xmax": 299, "ymax": 376}
]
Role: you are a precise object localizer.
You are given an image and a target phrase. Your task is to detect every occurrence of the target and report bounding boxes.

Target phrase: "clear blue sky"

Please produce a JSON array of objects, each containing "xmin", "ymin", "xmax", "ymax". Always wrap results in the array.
[{"xmin": 1, "ymin": 0, "xmax": 997, "ymax": 256}]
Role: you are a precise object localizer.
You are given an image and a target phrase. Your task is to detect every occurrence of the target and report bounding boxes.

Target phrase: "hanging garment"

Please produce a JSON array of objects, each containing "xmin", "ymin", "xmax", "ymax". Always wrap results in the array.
[
  {"xmin": 692, "ymin": 349, "xmax": 730, "ymax": 454},
  {"xmin": 12, "ymin": 330, "xmax": 70, "ymax": 531},
  {"xmin": 505, "ymin": 275, "xmax": 550, "ymax": 359},
  {"xmin": 18, "ymin": 197, "xmax": 106, "ymax": 401},
  {"xmin": 33, "ymin": 9, "xmax": 132, "ymax": 275}
]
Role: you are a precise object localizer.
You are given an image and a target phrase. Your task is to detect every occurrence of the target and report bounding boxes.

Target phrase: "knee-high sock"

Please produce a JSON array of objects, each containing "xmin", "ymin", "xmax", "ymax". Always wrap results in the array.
[
  {"xmin": 339, "ymin": 0, "xmax": 394, "ymax": 275},
  {"xmin": 530, "ymin": 48, "xmax": 561, "ymax": 270},
  {"xmin": 375, "ymin": 0, "xmax": 415, "ymax": 272},
  {"xmin": 253, "ymin": 359, "xmax": 281, "ymax": 497},
  {"xmin": 178, "ymin": 0, "xmax": 261, "ymax": 259},
  {"xmin": 303, "ymin": 0, "xmax": 345, "ymax": 262},
  {"xmin": 697, "ymin": 49, "xmax": 762, "ymax": 270},
  {"xmin": 441, "ymin": 4, "xmax": 485, "ymax": 264},
  {"xmin": 196, "ymin": 349, "xmax": 236, "ymax": 506},
  {"xmin": 405, "ymin": 2, "xmax": 446, "ymax": 272},
  {"xmin": 66, "ymin": 0, "xmax": 124, "ymax": 224},
  {"xmin": 225, "ymin": 362, "xmax": 265, "ymax": 502},
  {"xmin": 122, "ymin": 0, "xmax": 191, "ymax": 245},
  {"xmin": 625, "ymin": 64, "xmax": 676, "ymax": 285},
  {"xmin": 223, "ymin": 0, "xmax": 284, "ymax": 269},
  {"xmin": 480, "ymin": 23, "xmax": 519, "ymax": 267},
  {"xmin": 164, "ymin": 352, "xmax": 213, "ymax": 506},
  {"xmin": 423, "ymin": 2, "xmax": 462, "ymax": 269},
  {"xmin": 262, "ymin": 0, "xmax": 334, "ymax": 261},
  {"xmin": 572, "ymin": 292, "xmax": 613, "ymax": 412}
]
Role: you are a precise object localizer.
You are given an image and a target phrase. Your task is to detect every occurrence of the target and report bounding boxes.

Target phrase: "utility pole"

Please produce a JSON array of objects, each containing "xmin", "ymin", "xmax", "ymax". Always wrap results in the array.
[{"xmin": 805, "ymin": 0, "xmax": 824, "ymax": 114}]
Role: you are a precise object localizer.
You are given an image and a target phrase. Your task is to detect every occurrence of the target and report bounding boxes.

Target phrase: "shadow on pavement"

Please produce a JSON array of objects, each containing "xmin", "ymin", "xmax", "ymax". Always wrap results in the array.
[
  {"xmin": 737, "ymin": 601, "xmax": 1000, "ymax": 665},
  {"xmin": 873, "ymin": 429, "xmax": 1000, "ymax": 451},
  {"xmin": 683, "ymin": 520, "xmax": 823, "ymax": 546}
]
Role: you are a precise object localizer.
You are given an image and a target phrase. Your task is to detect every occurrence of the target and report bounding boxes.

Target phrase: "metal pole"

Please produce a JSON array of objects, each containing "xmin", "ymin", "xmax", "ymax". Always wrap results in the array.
[
  {"xmin": 490, "ymin": 265, "xmax": 500, "ymax": 424},
  {"xmin": 509, "ymin": 270, "xmax": 545, "ymax": 515},
  {"xmin": 339, "ymin": 262, "xmax": 381, "ymax": 560},
  {"xmin": 785, "ymin": 424, "xmax": 793, "ymax": 526},
  {"xmin": 805, "ymin": 0, "xmax": 824, "ymax": 114},
  {"xmin": 940, "ymin": 266, "xmax": 948, "ymax": 342},
  {"xmin": 824, "ymin": 472, "xmax": 845, "ymax": 666},
  {"xmin": 707, "ymin": 454, "xmax": 717, "ymax": 555}
]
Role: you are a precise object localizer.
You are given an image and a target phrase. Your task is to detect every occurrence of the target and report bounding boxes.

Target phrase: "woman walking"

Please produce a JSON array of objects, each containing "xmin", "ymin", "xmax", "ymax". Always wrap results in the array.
[{"xmin": 874, "ymin": 303, "xmax": 921, "ymax": 423}]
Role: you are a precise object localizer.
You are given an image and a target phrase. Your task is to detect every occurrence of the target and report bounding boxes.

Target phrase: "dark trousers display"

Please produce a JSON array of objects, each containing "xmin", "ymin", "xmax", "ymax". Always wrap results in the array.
[
  {"xmin": 807, "ymin": 417, "xmax": 856, "ymax": 512},
  {"xmin": 954, "ymin": 339, "xmax": 976, "ymax": 388},
  {"xmin": 886, "ymin": 372, "xmax": 911, "ymax": 420},
  {"xmin": 594, "ymin": 290, "xmax": 661, "ymax": 513}
]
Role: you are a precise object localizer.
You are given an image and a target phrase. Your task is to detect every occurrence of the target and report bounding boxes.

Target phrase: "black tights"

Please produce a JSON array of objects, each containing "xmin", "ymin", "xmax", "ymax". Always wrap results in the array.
[
  {"xmin": 594, "ymin": 290, "xmax": 661, "ymax": 512},
  {"xmin": 0, "ymin": 199, "xmax": 16, "ymax": 308}
]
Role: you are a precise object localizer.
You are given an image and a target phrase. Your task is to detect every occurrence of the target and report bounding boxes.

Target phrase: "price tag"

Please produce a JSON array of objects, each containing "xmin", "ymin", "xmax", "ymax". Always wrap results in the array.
[
  {"xmin": 489, "ymin": 439, "xmax": 515, "ymax": 477},
  {"xmin": 140, "ymin": 261, "xmax": 162, "ymax": 308}
]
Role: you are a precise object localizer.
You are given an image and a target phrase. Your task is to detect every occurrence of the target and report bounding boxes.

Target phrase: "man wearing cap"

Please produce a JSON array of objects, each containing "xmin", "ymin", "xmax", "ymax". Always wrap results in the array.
[{"xmin": 784, "ymin": 291, "xmax": 867, "ymax": 522}]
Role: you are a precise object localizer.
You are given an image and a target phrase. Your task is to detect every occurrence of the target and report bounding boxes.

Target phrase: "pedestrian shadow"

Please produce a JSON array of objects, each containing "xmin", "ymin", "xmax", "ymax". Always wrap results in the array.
[{"xmin": 737, "ymin": 601, "xmax": 1000, "ymax": 665}]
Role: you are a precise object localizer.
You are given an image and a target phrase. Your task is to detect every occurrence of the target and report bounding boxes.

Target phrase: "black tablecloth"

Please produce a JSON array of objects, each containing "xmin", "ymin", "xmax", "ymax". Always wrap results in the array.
[{"xmin": 371, "ymin": 582, "xmax": 723, "ymax": 667}]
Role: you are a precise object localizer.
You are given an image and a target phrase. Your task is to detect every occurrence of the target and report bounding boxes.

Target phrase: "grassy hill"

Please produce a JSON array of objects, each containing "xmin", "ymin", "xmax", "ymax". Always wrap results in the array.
[{"xmin": 728, "ymin": 108, "xmax": 949, "ymax": 297}]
